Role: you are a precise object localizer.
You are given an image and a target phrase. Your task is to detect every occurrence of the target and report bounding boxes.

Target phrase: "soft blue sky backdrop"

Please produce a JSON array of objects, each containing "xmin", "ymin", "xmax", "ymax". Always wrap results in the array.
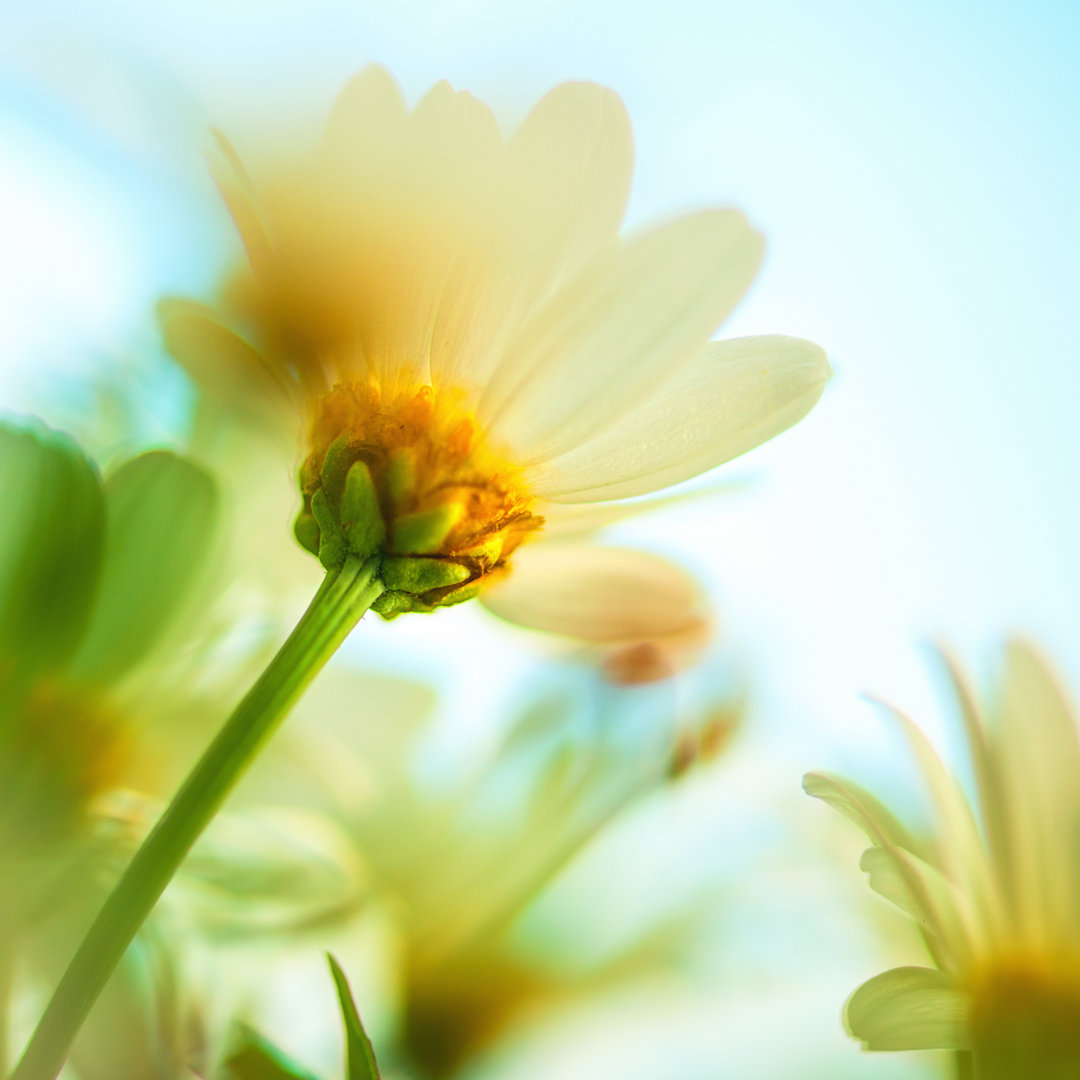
[{"xmin": 2, "ymin": 2, "xmax": 1078, "ymax": 1075}]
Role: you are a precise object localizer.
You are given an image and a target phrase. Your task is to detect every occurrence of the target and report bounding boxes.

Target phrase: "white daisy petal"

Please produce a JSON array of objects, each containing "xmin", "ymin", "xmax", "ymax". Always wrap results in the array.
[
  {"xmin": 481, "ymin": 210, "xmax": 764, "ymax": 463},
  {"xmin": 845, "ymin": 967, "xmax": 971, "ymax": 1052},
  {"xmin": 528, "ymin": 335, "xmax": 828, "ymax": 502},
  {"xmin": 429, "ymin": 81, "xmax": 632, "ymax": 392},
  {"xmin": 323, "ymin": 64, "xmax": 409, "ymax": 166},
  {"xmin": 480, "ymin": 543, "xmax": 706, "ymax": 645}
]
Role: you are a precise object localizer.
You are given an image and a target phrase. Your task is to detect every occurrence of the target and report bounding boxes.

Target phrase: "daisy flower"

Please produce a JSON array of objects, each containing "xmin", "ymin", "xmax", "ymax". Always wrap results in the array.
[
  {"xmin": 805, "ymin": 642, "xmax": 1080, "ymax": 1079},
  {"xmin": 161, "ymin": 65, "xmax": 829, "ymax": 617}
]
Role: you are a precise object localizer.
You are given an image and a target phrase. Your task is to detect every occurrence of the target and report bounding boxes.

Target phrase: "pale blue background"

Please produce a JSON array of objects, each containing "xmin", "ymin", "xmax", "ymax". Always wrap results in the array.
[{"xmin": 2, "ymin": 2, "xmax": 1078, "ymax": 1076}]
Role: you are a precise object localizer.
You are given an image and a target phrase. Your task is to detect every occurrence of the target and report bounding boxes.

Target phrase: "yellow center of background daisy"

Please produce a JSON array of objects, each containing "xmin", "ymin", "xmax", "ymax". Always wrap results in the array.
[{"xmin": 295, "ymin": 382, "xmax": 543, "ymax": 615}]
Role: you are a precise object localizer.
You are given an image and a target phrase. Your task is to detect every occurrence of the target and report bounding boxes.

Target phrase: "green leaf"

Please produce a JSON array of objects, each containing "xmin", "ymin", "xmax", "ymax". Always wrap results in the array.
[
  {"xmin": 221, "ymin": 1023, "xmax": 321, "ymax": 1080},
  {"xmin": 845, "ymin": 966, "xmax": 971, "ymax": 1051},
  {"xmin": 0, "ymin": 418, "xmax": 105, "ymax": 677},
  {"xmin": 327, "ymin": 954, "xmax": 380, "ymax": 1080},
  {"xmin": 67, "ymin": 451, "xmax": 219, "ymax": 685}
]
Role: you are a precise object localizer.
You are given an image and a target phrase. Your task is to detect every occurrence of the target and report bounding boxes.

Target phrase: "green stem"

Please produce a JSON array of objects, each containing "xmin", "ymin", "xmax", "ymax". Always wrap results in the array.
[{"xmin": 9, "ymin": 556, "xmax": 384, "ymax": 1080}]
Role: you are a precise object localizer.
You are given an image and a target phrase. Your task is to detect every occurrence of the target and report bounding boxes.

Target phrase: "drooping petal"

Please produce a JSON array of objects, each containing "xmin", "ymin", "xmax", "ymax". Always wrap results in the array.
[
  {"xmin": 528, "ymin": 335, "xmax": 827, "ymax": 502},
  {"xmin": 845, "ymin": 967, "xmax": 971, "ymax": 1051},
  {"xmin": 481, "ymin": 544, "xmax": 707, "ymax": 647},
  {"xmin": 481, "ymin": 211, "xmax": 762, "ymax": 464},
  {"xmin": 803, "ymin": 771, "xmax": 921, "ymax": 853}
]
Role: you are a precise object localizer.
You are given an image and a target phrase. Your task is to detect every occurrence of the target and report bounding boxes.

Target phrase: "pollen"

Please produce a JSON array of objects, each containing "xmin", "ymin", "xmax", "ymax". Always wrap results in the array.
[{"xmin": 295, "ymin": 381, "xmax": 544, "ymax": 613}]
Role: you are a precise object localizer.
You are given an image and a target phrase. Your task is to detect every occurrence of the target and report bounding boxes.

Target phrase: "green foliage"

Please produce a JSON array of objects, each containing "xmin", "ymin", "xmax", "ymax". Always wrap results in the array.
[
  {"xmin": 222, "ymin": 1025, "xmax": 321, "ymax": 1080},
  {"xmin": 0, "ymin": 418, "xmax": 105, "ymax": 678},
  {"xmin": 328, "ymin": 954, "xmax": 381, "ymax": 1080},
  {"xmin": 68, "ymin": 451, "xmax": 219, "ymax": 685}
]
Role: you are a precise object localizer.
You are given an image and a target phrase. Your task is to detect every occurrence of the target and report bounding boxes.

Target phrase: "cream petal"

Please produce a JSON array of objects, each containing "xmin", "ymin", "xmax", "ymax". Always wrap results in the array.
[
  {"xmin": 482, "ymin": 210, "xmax": 763, "ymax": 463},
  {"xmin": 157, "ymin": 298, "xmax": 296, "ymax": 421},
  {"xmin": 323, "ymin": 64, "xmax": 409, "ymax": 166},
  {"xmin": 481, "ymin": 543, "xmax": 705, "ymax": 644},
  {"xmin": 995, "ymin": 641, "xmax": 1080, "ymax": 947},
  {"xmin": 845, "ymin": 967, "xmax": 971, "ymax": 1052},
  {"xmin": 429, "ymin": 81, "xmax": 632, "ymax": 392},
  {"xmin": 535, "ymin": 480, "xmax": 746, "ymax": 541},
  {"xmin": 528, "ymin": 334, "xmax": 827, "ymax": 502}
]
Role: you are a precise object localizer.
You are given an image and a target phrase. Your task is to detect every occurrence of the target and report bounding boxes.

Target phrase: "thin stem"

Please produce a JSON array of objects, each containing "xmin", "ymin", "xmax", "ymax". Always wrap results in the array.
[{"xmin": 10, "ymin": 556, "xmax": 384, "ymax": 1080}]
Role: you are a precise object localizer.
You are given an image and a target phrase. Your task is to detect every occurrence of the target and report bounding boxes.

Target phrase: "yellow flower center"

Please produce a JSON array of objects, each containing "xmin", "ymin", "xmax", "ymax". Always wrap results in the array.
[
  {"xmin": 294, "ymin": 382, "xmax": 543, "ymax": 614},
  {"xmin": 969, "ymin": 957, "xmax": 1080, "ymax": 1077},
  {"xmin": 0, "ymin": 675, "xmax": 128, "ymax": 861}
]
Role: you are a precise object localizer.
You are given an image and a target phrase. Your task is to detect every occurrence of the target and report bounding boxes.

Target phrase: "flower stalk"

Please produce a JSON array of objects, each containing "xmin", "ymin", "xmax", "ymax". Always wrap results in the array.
[{"xmin": 9, "ymin": 555, "xmax": 385, "ymax": 1080}]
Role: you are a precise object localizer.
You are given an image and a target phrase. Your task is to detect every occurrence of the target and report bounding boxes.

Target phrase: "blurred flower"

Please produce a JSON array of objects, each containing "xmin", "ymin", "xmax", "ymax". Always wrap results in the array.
[
  {"xmin": 160, "ymin": 65, "xmax": 828, "ymax": 623},
  {"xmin": 0, "ymin": 416, "xmax": 223, "ymax": 1077},
  {"xmin": 223, "ymin": 660, "xmax": 741, "ymax": 1079},
  {"xmin": 0, "ymin": 417, "xmax": 218, "ymax": 920},
  {"xmin": 805, "ymin": 641, "xmax": 1080, "ymax": 1079}
]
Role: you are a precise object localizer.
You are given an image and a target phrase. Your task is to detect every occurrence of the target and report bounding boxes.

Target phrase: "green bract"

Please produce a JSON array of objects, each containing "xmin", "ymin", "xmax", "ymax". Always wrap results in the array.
[{"xmin": 294, "ymin": 436, "xmax": 490, "ymax": 618}]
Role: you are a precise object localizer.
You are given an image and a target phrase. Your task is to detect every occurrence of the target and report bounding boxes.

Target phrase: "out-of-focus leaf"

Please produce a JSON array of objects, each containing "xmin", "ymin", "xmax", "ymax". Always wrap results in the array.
[
  {"xmin": 68, "ymin": 450, "xmax": 219, "ymax": 684},
  {"xmin": 0, "ymin": 418, "xmax": 105, "ymax": 676},
  {"xmin": 222, "ymin": 1024, "xmax": 321, "ymax": 1080},
  {"xmin": 327, "ymin": 954, "xmax": 381, "ymax": 1080}
]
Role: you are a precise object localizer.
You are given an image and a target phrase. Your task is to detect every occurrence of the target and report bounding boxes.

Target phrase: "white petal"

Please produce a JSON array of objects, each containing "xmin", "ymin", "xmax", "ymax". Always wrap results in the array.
[
  {"xmin": 845, "ymin": 967, "xmax": 971, "ymax": 1051},
  {"xmin": 430, "ymin": 81, "xmax": 632, "ymax": 392},
  {"xmin": 481, "ymin": 543, "xmax": 706, "ymax": 645},
  {"xmin": 995, "ymin": 640, "xmax": 1080, "ymax": 947},
  {"xmin": 528, "ymin": 335, "xmax": 827, "ymax": 502},
  {"xmin": 482, "ymin": 210, "xmax": 764, "ymax": 464},
  {"xmin": 535, "ymin": 480, "xmax": 746, "ymax": 541},
  {"xmin": 323, "ymin": 64, "xmax": 409, "ymax": 166},
  {"xmin": 157, "ymin": 297, "xmax": 296, "ymax": 422}
]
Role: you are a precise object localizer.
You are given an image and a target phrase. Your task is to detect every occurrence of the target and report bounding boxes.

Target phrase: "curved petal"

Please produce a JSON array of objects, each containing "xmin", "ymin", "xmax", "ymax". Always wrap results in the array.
[
  {"xmin": 481, "ymin": 543, "xmax": 706, "ymax": 645},
  {"xmin": 482, "ymin": 210, "xmax": 764, "ymax": 464},
  {"xmin": 845, "ymin": 967, "xmax": 971, "ymax": 1051},
  {"xmin": 528, "ymin": 334, "xmax": 827, "ymax": 502}
]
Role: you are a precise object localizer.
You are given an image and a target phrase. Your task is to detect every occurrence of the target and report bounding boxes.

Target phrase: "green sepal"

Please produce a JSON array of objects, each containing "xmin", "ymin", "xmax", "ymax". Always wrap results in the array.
[
  {"xmin": 380, "ymin": 557, "xmax": 471, "ymax": 594},
  {"xmin": 221, "ymin": 1023, "xmax": 321, "ymax": 1080},
  {"xmin": 311, "ymin": 489, "xmax": 346, "ymax": 571},
  {"xmin": 67, "ymin": 451, "xmax": 219, "ymax": 686},
  {"xmin": 433, "ymin": 579, "xmax": 484, "ymax": 609},
  {"xmin": 382, "ymin": 448, "xmax": 416, "ymax": 507},
  {"xmin": 320, "ymin": 435, "xmax": 360, "ymax": 505},
  {"xmin": 294, "ymin": 511, "xmax": 321, "ymax": 557},
  {"xmin": 390, "ymin": 502, "xmax": 463, "ymax": 555},
  {"xmin": 327, "ymin": 954, "xmax": 381, "ymax": 1080},
  {"xmin": 370, "ymin": 591, "xmax": 417, "ymax": 617},
  {"xmin": 340, "ymin": 462, "xmax": 386, "ymax": 559},
  {"xmin": 0, "ymin": 418, "xmax": 105, "ymax": 678}
]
